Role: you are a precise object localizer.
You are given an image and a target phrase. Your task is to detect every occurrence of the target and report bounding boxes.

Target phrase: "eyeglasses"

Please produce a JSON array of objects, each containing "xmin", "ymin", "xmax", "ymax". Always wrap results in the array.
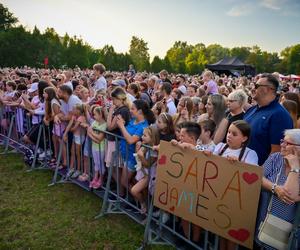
[
  {"xmin": 254, "ymin": 83, "xmax": 274, "ymax": 90},
  {"xmin": 280, "ymin": 139, "xmax": 300, "ymax": 147}
]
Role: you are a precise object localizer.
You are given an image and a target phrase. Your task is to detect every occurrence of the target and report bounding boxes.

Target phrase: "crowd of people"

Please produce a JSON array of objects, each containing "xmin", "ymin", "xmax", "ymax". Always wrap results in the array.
[{"xmin": 0, "ymin": 64, "xmax": 299, "ymax": 249}]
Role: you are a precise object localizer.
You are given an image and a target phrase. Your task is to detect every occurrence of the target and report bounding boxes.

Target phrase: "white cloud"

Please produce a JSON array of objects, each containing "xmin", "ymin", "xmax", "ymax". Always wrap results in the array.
[
  {"xmin": 260, "ymin": 0, "xmax": 283, "ymax": 10},
  {"xmin": 226, "ymin": 3, "xmax": 254, "ymax": 16}
]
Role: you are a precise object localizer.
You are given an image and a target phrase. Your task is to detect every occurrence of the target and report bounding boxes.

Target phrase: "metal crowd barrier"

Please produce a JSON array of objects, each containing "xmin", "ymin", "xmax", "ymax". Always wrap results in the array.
[{"xmin": 0, "ymin": 105, "xmax": 298, "ymax": 250}]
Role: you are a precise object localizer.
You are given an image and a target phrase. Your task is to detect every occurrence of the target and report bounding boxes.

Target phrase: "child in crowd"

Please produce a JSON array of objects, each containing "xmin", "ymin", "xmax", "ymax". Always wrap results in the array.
[
  {"xmin": 213, "ymin": 120, "xmax": 258, "ymax": 165},
  {"xmin": 131, "ymin": 126, "xmax": 160, "ymax": 214},
  {"xmin": 43, "ymin": 87, "xmax": 62, "ymax": 166},
  {"xmin": 195, "ymin": 119, "xmax": 216, "ymax": 152},
  {"xmin": 79, "ymin": 87, "xmax": 90, "ymax": 104},
  {"xmin": 171, "ymin": 121, "xmax": 202, "ymax": 243},
  {"xmin": 64, "ymin": 104, "xmax": 87, "ymax": 179},
  {"xmin": 156, "ymin": 112, "xmax": 175, "ymax": 141},
  {"xmin": 87, "ymin": 106, "xmax": 107, "ymax": 188},
  {"xmin": 206, "ymin": 119, "xmax": 258, "ymax": 250},
  {"xmin": 78, "ymin": 105, "xmax": 97, "ymax": 182},
  {"xmin": 174, "ymin": 123, "xmax": 183, "ymax": 141},
  {"xmin": 173, "ymin": 97, "xmax": 194, "ymax": 126}
]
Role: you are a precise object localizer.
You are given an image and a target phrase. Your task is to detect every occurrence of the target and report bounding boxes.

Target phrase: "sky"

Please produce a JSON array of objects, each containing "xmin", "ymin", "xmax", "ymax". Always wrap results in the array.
[{"xmin": 2, "ymin": 0, "xmax": 300, "ymax": 58}]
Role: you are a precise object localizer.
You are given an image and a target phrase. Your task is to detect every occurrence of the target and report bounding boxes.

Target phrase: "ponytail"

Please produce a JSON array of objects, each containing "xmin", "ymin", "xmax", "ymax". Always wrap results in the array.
[
  {"xmin": 133, "ymin": 99, "xmax": 156, "ymax": 125},
  {"xmin": 238, "ymin": 144, "xmax": 247, "ymax": 162},
  {"xmin": 218, "ymin": 143, "xmax": 229, "ymax": 157}
]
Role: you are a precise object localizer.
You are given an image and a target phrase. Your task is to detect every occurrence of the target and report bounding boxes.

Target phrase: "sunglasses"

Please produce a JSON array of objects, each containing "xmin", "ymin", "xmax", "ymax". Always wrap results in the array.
[
  {"xmin": 254, "ymin": 83, "xmax": 274, "ymax": 90},
  {"xmin": 280, "ymin": 139, "xmax": 300, "ymax": 147}
]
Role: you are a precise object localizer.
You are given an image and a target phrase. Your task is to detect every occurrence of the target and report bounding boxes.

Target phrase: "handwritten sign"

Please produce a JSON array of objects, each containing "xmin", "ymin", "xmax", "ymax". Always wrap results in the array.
[{"xmin": 153, "ymin": 141, "xmax": 262, "ymax": 249}]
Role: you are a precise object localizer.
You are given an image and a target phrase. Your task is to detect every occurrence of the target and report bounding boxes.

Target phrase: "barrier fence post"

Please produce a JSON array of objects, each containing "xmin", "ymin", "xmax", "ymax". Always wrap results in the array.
[
  {"xmin": 3, "ymin": 114, "xmax": 15, "ymax": 154},
  {"xmin": 27, "ymin": 124, "xmax": 43, "ymax": 171}
]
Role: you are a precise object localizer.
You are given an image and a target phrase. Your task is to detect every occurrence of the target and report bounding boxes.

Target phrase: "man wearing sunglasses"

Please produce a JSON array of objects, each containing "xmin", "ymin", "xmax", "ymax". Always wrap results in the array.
[{"xmin": 244, "ymin": 73, "xmax": 293, "ymax": 165}]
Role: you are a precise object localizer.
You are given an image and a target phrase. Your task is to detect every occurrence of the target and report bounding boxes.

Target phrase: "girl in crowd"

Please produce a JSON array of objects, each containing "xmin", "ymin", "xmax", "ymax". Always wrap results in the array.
[
  {"xmin": 43, "ymin": 87, "xmax": 61, "ymax": 166},
  {"xmin": 64, "ymin": 104, "xmax": 87, "ymax": 179},
  {"xmin": 151, "ymin": 90, "xmax": 163, "ymax": 104},
  {"xmin": 79, "ymin": 87, "xmax": 90, "ymax": 104},
  {"xmin": 127, "ymin": 83, "xmax": 141, "ymax": 100},
  {"xmin": 152, "ymin": 100, "xmax": 168, "ymax": 119},
  {"xmin": 191, "ymin": 97, "xmax": 201, "ymax": 122},
  {"xmin": 281, "ymin": 100, "xmax": 298, "ymax": 128},
  {"xmin": 207, "ymin": 120, "xmax": 258, "ymax": 250},
  {"xmin": 171, "ymin": 88, "xmax": 183, "ymax": 107},
  {"xmin": 198, "ymin": 95, "xmax": 208, "ymax": 115},
  {"xmin": 280, "ymin": 92, "xmax": 300, "ymax": 128},
  {"xmin": 173, "ymin": 97, "xmax": 194, "ymax": 126},
  {"xmin": 23, "ymin": 81, "xmax": 48, "ymax": 148},
  {"xmin": 213, "ymin": 120, "xmax": 258, "ymax": 165},
  {"xmin": 156, "ymin": 112, "xmax": 175, "ymax": 142},
  {"xmin": 87, "ymin": 106, "xmax": 107, "ymax": 189},
  {"xmin": 106, "ymin": 87, "xmax": 131, "ymax": 179},
  {"xmin": 131, "ymin": 126, "xmax": 160, "ymax": 214},
  {"xmin": 198, "ymin": 94, "xmax": 226, "ymax": 130},
  {"xmin": 116, "ymin": 99, "xmax": 155, "ymax": 197}
]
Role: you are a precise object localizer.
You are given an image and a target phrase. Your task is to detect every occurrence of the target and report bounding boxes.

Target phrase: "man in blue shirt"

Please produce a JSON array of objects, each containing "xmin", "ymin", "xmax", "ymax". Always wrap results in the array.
[{"xmin": 244, "ymin": 73, "xmax": 293, "ymax": 165}]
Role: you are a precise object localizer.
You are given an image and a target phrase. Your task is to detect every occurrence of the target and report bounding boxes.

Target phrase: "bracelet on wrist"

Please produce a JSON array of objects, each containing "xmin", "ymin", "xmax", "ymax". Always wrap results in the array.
[
  {"xmin": 271, "ymin": 183, "xmax": 277, "ymax": 194},
  {"xmin": 289, "ymin": 168, "xmax": 300, "ymax": 174}
]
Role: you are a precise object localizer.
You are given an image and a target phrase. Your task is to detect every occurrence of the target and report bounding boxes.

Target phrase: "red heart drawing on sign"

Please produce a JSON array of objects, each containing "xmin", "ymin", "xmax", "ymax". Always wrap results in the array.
[
  {"xmin": 169, "ymin": 206, "xmax": 175, "ymax": 212},
  {"xmin": 228, "ymin": 228, "xmax": 250, "ymax": 242},
  {"xmin": 158, "ymin": 155, "xmax": 167, "ymax": 165},
  {"xmin": 242, "ymin": 172, "xmax": 259, "ymax": 185}
]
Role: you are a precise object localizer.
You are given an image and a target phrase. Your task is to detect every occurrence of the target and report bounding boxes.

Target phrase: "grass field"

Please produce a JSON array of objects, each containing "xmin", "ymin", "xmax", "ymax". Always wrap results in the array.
[{"xmin": 0, "ymin": 152, "xmax": 172, "ymax": 250}]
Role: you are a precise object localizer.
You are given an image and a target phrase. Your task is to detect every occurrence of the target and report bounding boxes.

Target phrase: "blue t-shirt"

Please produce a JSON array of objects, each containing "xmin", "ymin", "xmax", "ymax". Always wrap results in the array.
[
  {"xmin": 244, "ymin": 98, "xmax": 293, "ymax": 165},
  {"xmin": 120, "ymin": 119, "xmax": 149, "ymax": 169}
]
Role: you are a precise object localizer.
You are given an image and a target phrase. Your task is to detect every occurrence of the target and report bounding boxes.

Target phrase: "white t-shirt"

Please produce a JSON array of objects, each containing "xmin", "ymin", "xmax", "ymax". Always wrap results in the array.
[
  {"xmin": 166, "ymin": 98, "xmax": 177, "ymax": 116},
  {"xmin": 213, "ymin": 142, "xmax": 258, "ymax": 165},
  {"xmin": 60, "ymin": 95, "xmax": 82, "ymax": 115},
  {"xmin": 51, "ymin": 99, "xmax": 60, "ymax": 115},
  {"xmin": 126, "ymin": 93, "xmax": 136, "ymax": 102},
  {"xmin": 63, "ymin": 81, "xmax": 73, "ymax": 91},
  {"xmin": 94, "ymin": 76, "xmax": 107, "ymax": 91},
  {"xmin": 195, "ymin": 140, "xmax": 215, "ymax": 152}
]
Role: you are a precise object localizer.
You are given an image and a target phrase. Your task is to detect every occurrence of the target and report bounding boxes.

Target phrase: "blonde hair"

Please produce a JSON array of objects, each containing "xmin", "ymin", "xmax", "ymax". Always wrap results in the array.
[
  {"xmin": 143, "ymin": 126, "xmax": 160, "ymax": 146},
  {"xmin": 74, "ymin": 104, "xmax": 86, "ymax": 116},
  {"xmin": 203, "ymin": 70, "xmax": 213, "ymax": 79},
  {"xmin": 95, "ymin": 89, "xmax": 106, "ymax": 97},
  {"xmin": 174, "ymin": 97, "xmax": 194, "ymax": 125},
  {"xmin": 93, "ymin": 105, "xmax": 106, "ymax": 120},
  {"xmin": 111, "ymin": 87, "xmax": 131, "ymax": 108}
]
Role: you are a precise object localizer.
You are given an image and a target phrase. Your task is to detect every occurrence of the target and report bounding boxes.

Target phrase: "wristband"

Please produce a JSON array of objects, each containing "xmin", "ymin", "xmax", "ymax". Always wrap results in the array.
[
  {"xmin": 290, "ymin": 168, "xmax": 300, "ymax": 174},
  {"xmin": 271, "ymin": 183, "xmax": 277, "ymax": 194}
]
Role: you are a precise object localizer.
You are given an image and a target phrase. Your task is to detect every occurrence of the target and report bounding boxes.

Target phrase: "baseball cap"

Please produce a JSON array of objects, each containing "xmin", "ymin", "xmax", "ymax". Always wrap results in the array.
[
  {"xmin": 28, "ymin": 82, "xmax": 38, "ymax": 93},
  {"xmin": 178, "ymin": 85, "xmax": 187, "ymax": 95},
  {"xmin": 112, "ymin": 79, "xmax": 126, "ymax": 87}
]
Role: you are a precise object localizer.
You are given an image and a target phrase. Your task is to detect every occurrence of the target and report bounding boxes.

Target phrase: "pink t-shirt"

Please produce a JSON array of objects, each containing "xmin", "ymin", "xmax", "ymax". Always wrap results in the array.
[
  {"xmin": 73, "ymin": 115, "xmax": 86, "ymax": 136},
  {"xmin": 206, "ymin": 80, "xmax": 218, "ymax": 94}
]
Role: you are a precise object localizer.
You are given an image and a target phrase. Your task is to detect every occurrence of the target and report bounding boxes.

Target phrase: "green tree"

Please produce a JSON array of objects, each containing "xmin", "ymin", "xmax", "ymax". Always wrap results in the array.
[
  {"xmin": 151, "ymin": 56, "xmax": 165, "ymax": 73},
  {"xmin": 205, "ymin": 44, "xmax": 230, "ymax": 64},
  {"xmin": 185, "ymin": 43, "xmax": 207, "ymax": 74},
  {"xmin": 0, "ymin": 3, "xmax": 18, "ymax": 30},
  {"xmin": 246, "ymin": 45, "xmax": 264, "ymax": 73},
  {"xmin": 287, "ymin": 44, "xmax": 300, "ymax": 74},
  {"xmin": 165, "ymin": 41, "xmax": 192, "ymax": 73},
  {"xmin": 230, "ymin": 47, "xmax": 251, "ymax": 62},
  {"xmin": 129, "ymin": 36, "xmax": 150, "ymax": 71}
]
